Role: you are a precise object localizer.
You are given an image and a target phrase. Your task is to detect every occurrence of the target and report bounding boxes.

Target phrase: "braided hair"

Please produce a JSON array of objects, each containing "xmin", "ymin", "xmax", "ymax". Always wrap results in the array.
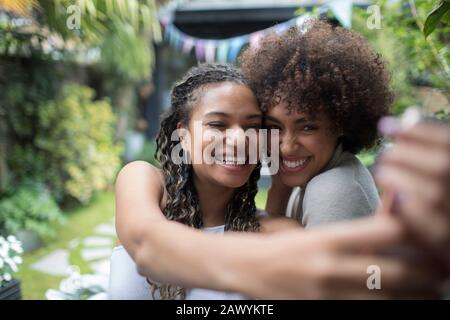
[{"xmin": 152, "ymin": 63, "xmax": 261, "ymax": 299}]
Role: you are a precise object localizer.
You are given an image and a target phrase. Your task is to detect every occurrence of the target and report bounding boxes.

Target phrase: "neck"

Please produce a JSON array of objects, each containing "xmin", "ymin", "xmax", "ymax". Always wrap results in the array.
[{"xmin": 193, "ymin": 174, "xmax": 235, "ymax": 227}]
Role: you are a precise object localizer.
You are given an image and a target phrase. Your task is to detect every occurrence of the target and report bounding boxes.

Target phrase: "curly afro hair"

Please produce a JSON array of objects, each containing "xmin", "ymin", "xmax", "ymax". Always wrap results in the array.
[{"xmin": 239, "ymin": 19, "xmax": 394, "ymax": 154}]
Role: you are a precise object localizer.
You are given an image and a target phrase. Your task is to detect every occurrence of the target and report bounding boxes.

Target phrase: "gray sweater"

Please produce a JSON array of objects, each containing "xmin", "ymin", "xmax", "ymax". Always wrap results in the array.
[{"xmin": 285, "ymin": 143, "xmax": 379, "ymax": 228}]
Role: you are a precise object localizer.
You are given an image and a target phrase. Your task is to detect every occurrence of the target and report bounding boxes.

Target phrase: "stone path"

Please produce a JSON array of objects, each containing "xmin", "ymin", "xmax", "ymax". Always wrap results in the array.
[
  {"xmin": 30, "ymin": 249, "xmax": 71, "ymax": 276},
  {"xmin": 30, "ymin": 219, "xmax": 116, "ymax": 283}
]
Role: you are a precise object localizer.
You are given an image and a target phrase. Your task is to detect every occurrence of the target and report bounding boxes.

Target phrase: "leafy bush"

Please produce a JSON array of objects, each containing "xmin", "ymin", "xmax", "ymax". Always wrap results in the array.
[
  {"xmin": 7, "ymin": 84, "xmax": 123, "ymax": 204},
  {"xmin": 36, "ymin": 84, "xmax": 123, "ymax": 203},
  {"xmin": 352, "ymin": 1, "xmax": 449, "ymax": 114},
  {"xmin": 0, "ymin": 181, "xmax": 65, "ymax": 238}
]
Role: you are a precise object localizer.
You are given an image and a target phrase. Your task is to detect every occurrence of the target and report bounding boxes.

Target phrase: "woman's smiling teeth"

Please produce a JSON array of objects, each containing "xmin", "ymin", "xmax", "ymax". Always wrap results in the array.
[
  {"xmin": 282, "ymin": 157, "xmax": 310, "ymax": 171},
  {"xmin": 215, "ymin": 156, "xmax": 246, "ymax": 166}
]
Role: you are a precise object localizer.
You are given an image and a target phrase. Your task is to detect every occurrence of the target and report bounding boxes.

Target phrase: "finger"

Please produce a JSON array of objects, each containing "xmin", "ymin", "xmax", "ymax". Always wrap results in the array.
[
  {"xmin": 393, "ymin": 198, "xmax": 450, "ymax": 270},
  {"xmin": 394, "ymin": 122, "xmax": 450, "ymax": 150},
  {"xmin": 379, "ymin": 140, "xmax": 450, "ymax": 182},
  {"xmin": 375, "ymin": 165, "xmax": 450, "ymax": 214},
  {"xmin": 313, "ymin": 216, "xmax": 408, "ymax": 253}
]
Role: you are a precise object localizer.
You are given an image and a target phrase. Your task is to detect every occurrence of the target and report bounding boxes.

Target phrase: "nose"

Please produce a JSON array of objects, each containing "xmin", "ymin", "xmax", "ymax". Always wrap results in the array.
[
  {"xmin": 280, "ymin": 131, "xmax": 300, "ymax": 156},
  {"xmin": 225, "ymin": 127, "xmax": 247, "ymax": 154}
]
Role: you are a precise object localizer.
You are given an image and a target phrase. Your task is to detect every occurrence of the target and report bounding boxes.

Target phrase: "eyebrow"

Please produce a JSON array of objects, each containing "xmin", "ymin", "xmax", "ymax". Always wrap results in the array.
[
  {"xmin": 265, "ymin": 115, "xmax": 309, "ymax": 124},
  {"xmin": 204, "ymin": 112, "xmax": 263, "ymax": 120}
]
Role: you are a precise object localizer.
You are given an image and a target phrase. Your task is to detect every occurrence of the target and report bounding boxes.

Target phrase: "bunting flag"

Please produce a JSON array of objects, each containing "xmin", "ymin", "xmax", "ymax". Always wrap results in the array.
[
  {"xmin": 159, "ymin": 0, "xmax": 353, "ymax": 63},
  {"xmin": 328, "ymin": 0, "xmax": 353, "ymax": 28}
]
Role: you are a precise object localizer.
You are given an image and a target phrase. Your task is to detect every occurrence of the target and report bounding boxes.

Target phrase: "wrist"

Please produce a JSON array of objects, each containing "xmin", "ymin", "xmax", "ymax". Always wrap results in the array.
[{"xmin": 214, "ymin": 234, "xmax": 269, "ymax": 296}]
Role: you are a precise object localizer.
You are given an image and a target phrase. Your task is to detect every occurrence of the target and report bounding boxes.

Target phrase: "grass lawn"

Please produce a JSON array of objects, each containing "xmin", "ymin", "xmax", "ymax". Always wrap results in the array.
[
  {"xmin": 255, "ymin": 187, "xmax": 268, "ymax": 210},
  {"xmin": 17, "ymin": 192, "xmax": 115, "ymax": 300}
]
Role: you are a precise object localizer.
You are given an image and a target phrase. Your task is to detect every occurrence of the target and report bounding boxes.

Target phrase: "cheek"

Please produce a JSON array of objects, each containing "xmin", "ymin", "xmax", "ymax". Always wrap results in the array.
[
  {"xmin": 313, "ymin": 134, "xmax": 337, "ymax": 161},
  {"xmin": 300, "ymin": 134, "xmax": 336, "ymax": 161},
  {"xmin": 188, "ymin": 132, "xmax": 220, "ymax": 163},
  {"xmin": 299, "ymin": 136, "xmax": 323, "ymax": 155}
]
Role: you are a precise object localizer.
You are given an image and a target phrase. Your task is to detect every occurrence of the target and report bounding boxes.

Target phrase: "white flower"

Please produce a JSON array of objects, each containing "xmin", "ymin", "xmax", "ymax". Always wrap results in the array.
[
  {"xmin": 13, "ymin": 256, "xmax": 23, "ymax": 264},
  {"xmin": 10, "ymin": 242, "xmax": 23, "ymax": 254},
  {"xmin": 7, "ymin": 235, "xmax": 17, "ymax": 243},
  {"xmin": 60, "ymin": 276, "xmax": 82, "ymax": 294},
  {"xmin": 45, "ymin": 289, "xmax": 71, "ymax": 300},
  {"xmin": 0, "ymin": 257, "xmax": 4, "ymax": 268},
  {"xmin": 4, "ymin": 273, "xmax": 12, "ymax": 281},
  {"xmin": 0, "ymin": 246, "xmax": 8, "ymax": 257},
  {"xmin": 6, "ymin": 258, "xmax": 18, "ymax": 272}
]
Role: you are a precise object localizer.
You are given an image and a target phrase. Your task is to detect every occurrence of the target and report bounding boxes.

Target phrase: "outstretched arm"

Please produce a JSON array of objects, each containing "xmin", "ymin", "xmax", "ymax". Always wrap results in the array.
[
  {"xmin": 115, "ymin": 161, "xmax": 297, "ymax": 290},
  {"xmin": 115, "ymin": 161, "xmax": 439, "ymax": 298}
]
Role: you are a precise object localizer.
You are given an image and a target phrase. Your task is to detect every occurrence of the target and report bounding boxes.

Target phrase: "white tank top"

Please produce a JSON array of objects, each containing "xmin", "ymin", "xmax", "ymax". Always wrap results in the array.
[{"xmin": 108, "ymin": 224, "xmax": 248, "ymax": 300}]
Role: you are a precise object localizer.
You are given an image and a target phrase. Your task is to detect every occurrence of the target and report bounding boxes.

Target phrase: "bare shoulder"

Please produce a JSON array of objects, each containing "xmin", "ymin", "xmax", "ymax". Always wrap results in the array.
[
  {"xmin": 117, "ymin": 160, "xmax": 163, "ymax": 184},
  {"xmin": 115, "ymin": 161, "xmax": 166, "ymax": 207},
  {"xmin": 115, "ymin": 161, "xmax": 167, "ymax": 249}
]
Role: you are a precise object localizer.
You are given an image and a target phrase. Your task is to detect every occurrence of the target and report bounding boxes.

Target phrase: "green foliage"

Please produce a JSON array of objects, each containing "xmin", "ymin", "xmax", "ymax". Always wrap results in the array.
[
  {"xmin": 424, "ymin": 0, "xmax": 450, "ymax": 38},
  {"xmin": 356, "ymin": 150, "xmax": 377, "ymax": 168},
  {"xmin": 17, "ymin": 192, "xmax": 114, "ymax": 299},
  {"xmin": 3, "ymin": 66, "xmax": 123, "ymax": 204},
  {"xmin": 33, "ymin": 84, "xmax": 123, "ymax": 204},
  {"xmin": 433, "ymin": 108, "xmax": 450, "ymax": 121},
  {"xmin": 0, "ymin": 181, "xmax": 65, "ymax": 238},
  {"xmin": 352, "ymin": 6, "xmax": 417, "ymax": 114},
  {"xmin": 294, "ymin": 1, "xmax": 449, "ymax": 115},
  {"xmin": 1, "ymin": 1, "xmax": 161, "ymax": 81},
  {"xmin": 352, "ymin": 0, "xmax": 449, "ymax": 114},
  {"xmin": 36, "ymin": 0, "xmax": 161, "ymax": 81},
  {"xmin": 134, "ymin": 139, "xmax": 159, "ymax": 167}
]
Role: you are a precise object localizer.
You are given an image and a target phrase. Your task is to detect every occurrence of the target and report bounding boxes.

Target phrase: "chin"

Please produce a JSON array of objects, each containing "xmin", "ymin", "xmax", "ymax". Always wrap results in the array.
[
  {"xmin": 280, "ymin": 174, "xmax": 309, "ymax": 188},
  {"xmin": 218, "ymin": 176, "xmax": 249, "ymax": 189}
]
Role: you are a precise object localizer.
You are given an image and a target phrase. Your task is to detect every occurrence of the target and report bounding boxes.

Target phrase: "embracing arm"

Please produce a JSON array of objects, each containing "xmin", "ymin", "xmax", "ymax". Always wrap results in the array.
[
  {"xmin": 115, "ymin": 161, "xmax": 437, "ymax": 298},
  {"xmin": 115, "ymin": 161, "xmax": 269, "ymax": 292},
  {"xmin": 265, "ymin": 173, "xmax": 293, "ymax": 217}
]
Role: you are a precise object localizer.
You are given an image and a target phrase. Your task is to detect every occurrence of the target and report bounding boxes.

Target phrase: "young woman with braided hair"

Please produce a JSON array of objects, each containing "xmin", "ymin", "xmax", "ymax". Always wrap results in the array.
[{"xmin": 109, "ymin": 63, "xmax": 299, "ymax": 300}]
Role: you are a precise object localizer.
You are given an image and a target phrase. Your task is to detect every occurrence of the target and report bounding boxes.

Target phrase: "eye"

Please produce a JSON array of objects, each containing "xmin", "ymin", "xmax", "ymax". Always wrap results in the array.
[
  {"xmin": 302, "ymin": 124, "xmax": 318, "ymax": 132},
  {"xmin": 206, "ymin": 122, "xmax": 226, "ymax": 129},
  {"xmin": 266, "ymin": 124, "xmax": 281, "ymax": 131},
  {"xmin": 244, "ymin": 123, "xmax": 262, "ymax": 131}
]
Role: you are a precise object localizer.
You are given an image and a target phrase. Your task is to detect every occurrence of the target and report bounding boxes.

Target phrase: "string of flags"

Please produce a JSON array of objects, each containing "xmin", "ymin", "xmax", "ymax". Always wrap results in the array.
[{"xmin": 159, "ymin": 0, "xmax": 353, "ymax": 63}]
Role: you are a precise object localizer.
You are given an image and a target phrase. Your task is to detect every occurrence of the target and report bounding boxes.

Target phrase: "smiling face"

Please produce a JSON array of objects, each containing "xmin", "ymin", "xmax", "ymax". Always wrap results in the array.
[
  {"xmin": 266, "ymin": 101, "xmax": 339, "ymax": 188},
  {"xmin": 182, "ymin": 82, "xmax": 262, "ymax": 189}
]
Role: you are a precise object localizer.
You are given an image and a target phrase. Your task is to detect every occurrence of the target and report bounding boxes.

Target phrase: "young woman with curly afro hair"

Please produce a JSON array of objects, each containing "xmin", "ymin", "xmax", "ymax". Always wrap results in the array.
[{"xmin": 239, "ymin": 19, "xmax": 394, "ymax": 227}]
